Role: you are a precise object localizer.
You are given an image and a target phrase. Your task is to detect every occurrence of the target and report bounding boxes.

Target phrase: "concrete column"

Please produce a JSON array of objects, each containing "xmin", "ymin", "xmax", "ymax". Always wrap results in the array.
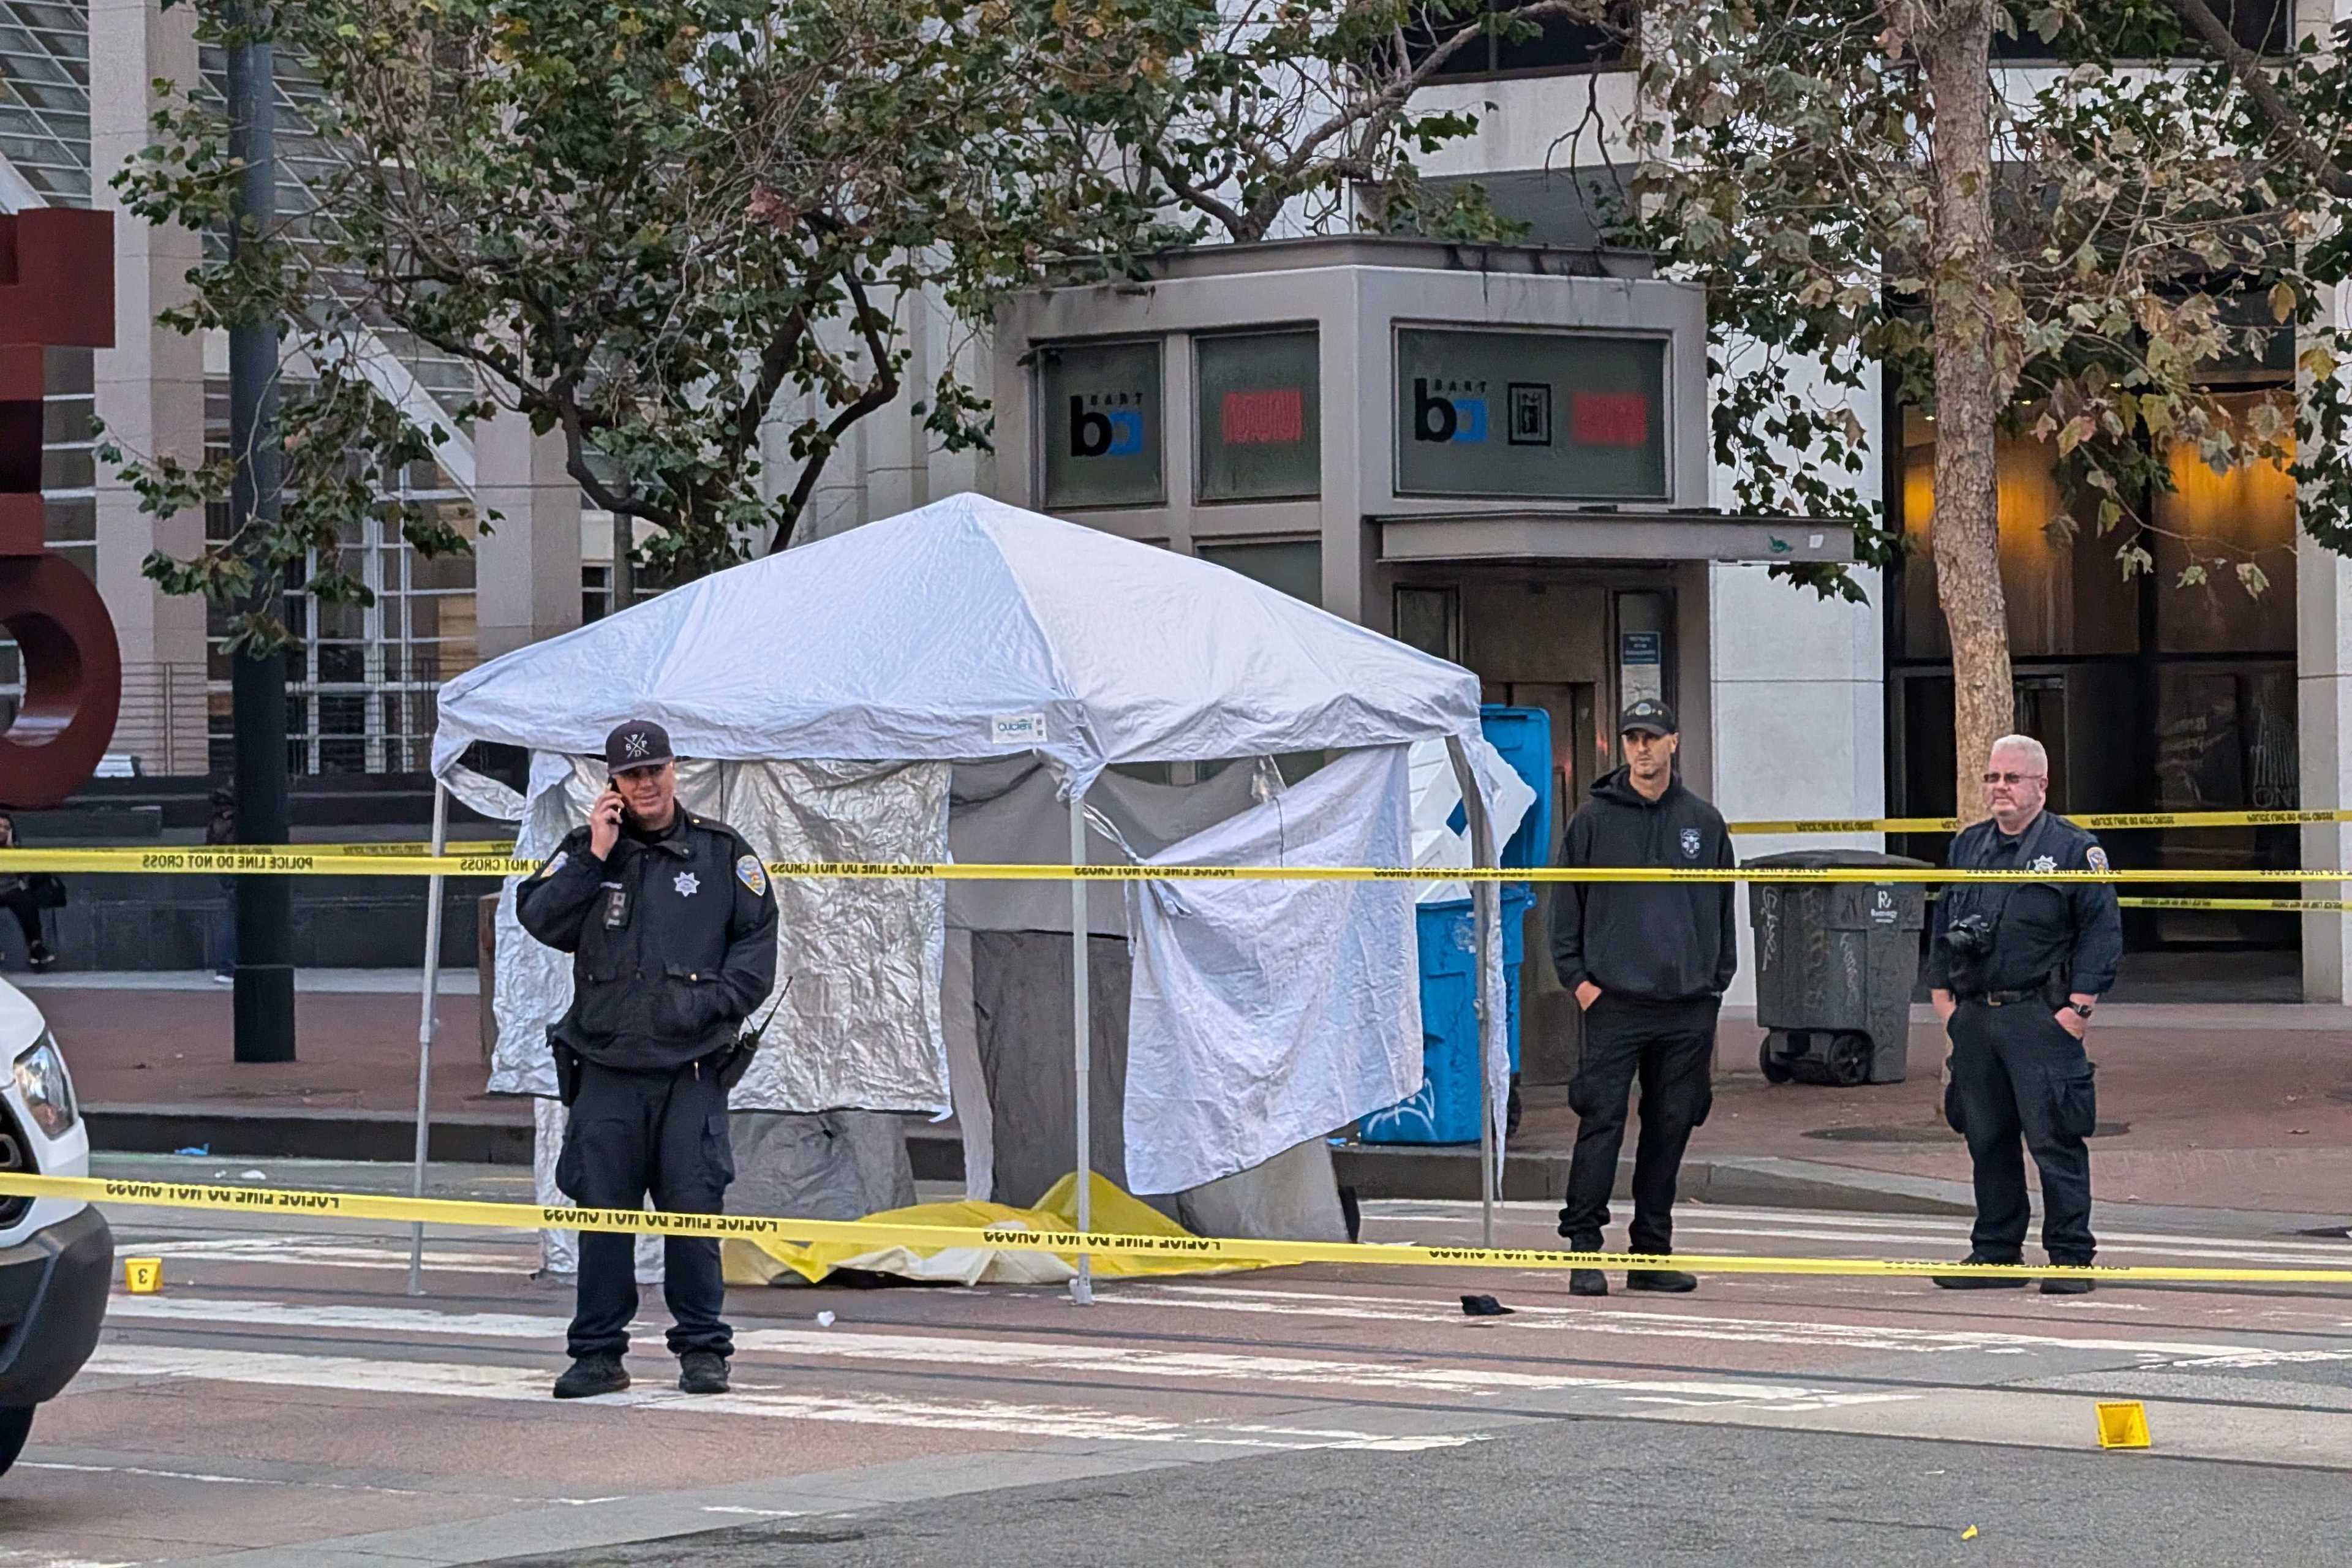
[
  {"xmin": 1706, "ymin": 563, "xmax": 1887, "ymax": 1008},
  {"xmin": 91, "ymin": 0, "xmax": 208, "ymax": 774},
  {"xmin": 1703, "ymin": 360, "xmax": 1889, "ymax": 1008},
  {"xmin": 2296, "ymin": 0, "xmax": 2352, "ymax": 1000},
  {"xmin": 470, "ymin": 411, "xmax": 581, "ymax": 662}
]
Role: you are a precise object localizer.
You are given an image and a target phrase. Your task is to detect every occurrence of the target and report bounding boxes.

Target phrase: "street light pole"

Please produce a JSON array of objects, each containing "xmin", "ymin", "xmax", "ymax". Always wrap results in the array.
[{"xmin": 226, "ymin": 2, "xmax": 295, "ymax": 1063}]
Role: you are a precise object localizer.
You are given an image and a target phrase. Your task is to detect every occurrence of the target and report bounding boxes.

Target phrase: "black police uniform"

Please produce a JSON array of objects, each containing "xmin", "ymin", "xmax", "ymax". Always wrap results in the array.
[
  {"xmin": 1927, "ymin": 810, "xmax": 2122, "ymax": 1265},
  {"xmin": 1549, "ymin": 738, "xmax": 1737, "ymax": 1263},
  {"xmin": 516, "ymin": 806, "xmax": 778, "ymax": 1362}
]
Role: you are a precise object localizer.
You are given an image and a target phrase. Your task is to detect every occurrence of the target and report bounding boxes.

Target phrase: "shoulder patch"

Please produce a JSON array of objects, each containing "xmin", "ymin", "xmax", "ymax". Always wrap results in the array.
[
  {"xmin": 2086, "ymin": 845, "xmax": 2109, "ymax": 874},
  {"xmin": 532, "ymin": 849, "xmax": 567, "ymax": 881},
  {"xmin": 736, "ymin": 854, "xmax": 768, "ymax": 897}
]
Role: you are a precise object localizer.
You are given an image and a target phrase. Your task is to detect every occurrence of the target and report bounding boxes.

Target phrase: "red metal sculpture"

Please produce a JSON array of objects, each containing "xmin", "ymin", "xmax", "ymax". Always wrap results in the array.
[{"xmin": 0, "ymin": 208, "xmax": 120, "ymax": 808}]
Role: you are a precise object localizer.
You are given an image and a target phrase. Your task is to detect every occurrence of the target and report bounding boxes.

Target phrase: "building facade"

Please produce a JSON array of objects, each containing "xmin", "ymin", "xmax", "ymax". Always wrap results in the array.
[{"xmin": 7, "ymin": 0, "xmax": 2351, "ymax": 998}]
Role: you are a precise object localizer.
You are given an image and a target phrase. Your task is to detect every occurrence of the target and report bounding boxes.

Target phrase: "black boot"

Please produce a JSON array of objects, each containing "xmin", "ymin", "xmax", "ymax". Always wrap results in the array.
[
  {"xmin": 26, "ymin": 941, "xmax": 53, "ymax": 973},
  {"xmin": 2041, "ymin": 1261, "xmax": 2097, "ymax": 1295},
  {"xmin": 1564, "ymin": 1235, "xmax": 1607, "ymax": 1297},
  {"xmin": 678, "ymin": 1350, "xmax": 730, "ymax": 1395},
  {"xmin": 552, "ymin": 1354, "xmax": 629, "ymax": 1399},
  {"xmin": 1932, "ymin": 1252, "xmax": 2028, "ymax": 1290},
  {"xmin": 1626, "ymin": 1268, "xmax": 1698, "ymax": 1294}
]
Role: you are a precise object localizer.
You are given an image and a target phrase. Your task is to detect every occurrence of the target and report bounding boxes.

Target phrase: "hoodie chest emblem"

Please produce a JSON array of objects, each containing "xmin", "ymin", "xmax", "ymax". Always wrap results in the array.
[{"xmin": 1679, "ymin": 827, "xmax": 1702, "ymax": 859}]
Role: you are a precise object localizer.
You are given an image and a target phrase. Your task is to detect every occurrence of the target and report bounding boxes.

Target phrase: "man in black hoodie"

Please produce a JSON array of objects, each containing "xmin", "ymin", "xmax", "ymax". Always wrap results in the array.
[{"xmin": 1550, "ymin": 699, "xmax": 1736, "ymax": 1297}]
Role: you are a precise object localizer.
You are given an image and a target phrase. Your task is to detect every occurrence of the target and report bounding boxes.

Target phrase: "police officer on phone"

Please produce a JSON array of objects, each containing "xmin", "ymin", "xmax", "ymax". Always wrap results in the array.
[
  {"xmin": 516, "ymin": 720, "xmax": 778, "ymax": 1398},
  {"xmin": 1928, "ymin": 734, "xmax": 2120, "ymax": 1294}
]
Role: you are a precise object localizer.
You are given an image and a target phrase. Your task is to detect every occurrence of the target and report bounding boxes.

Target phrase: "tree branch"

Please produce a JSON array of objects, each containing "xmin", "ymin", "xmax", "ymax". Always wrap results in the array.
[
  {"xmin": 770, "ymin": 267, "xmax": 901, "ymax": 554},
  {"xmin": 2170, "ymin": 0, "xmax": 2352, "ymax": 198}
]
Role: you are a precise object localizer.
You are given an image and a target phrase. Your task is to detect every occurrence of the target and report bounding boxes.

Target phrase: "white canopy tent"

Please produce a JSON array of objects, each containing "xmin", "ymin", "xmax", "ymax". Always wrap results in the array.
[{"xmin": 420, "ymin": 492, "xmax": 1513, "ymax": 1299}]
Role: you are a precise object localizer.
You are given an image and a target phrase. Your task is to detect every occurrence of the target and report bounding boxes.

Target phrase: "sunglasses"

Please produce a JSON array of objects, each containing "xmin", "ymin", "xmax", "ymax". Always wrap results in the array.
[{"xmin": 1981, "ymin": 771, "xmax": 2046, "ymax": 786}]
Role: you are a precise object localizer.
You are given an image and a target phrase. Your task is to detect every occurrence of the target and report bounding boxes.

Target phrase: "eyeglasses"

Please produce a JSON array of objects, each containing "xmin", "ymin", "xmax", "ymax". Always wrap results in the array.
[{"xmin": 1981, "ymin": 771, "xmax": 2046, "ymax": 786}]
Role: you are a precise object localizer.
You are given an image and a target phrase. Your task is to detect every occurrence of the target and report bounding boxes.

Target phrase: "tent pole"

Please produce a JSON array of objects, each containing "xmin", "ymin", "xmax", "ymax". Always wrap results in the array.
[
  {"xmin": 1069, "ymin": 789, "xmax": 1093, "ymax": 1305},
  {"xmin": 1447, "ymin": 738, "xmax": 1500, "ymax": 1248},
  {"xmin": 407, "ymin": 783, "xmax": 450, "ymax": 1296}
]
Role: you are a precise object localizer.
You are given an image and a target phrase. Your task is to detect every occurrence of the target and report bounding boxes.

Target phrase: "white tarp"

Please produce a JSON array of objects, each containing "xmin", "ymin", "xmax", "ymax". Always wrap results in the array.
[
  {"xmin": 431, "ymin": 494, "xmax": 1484, "ymax": 798},
  {"xmin": 1122, "ymin": 746, "xmax": 1420, "ymax": 1195}
]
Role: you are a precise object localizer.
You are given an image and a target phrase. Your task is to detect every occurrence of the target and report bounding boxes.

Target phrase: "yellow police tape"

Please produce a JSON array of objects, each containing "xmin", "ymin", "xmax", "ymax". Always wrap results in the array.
[
  {"xmin": 1727, "ymin": 807, "xmax": 2352, "ymax": 834},
  {"xmin": 214, "ymin": 807, "xmax": 2352, "ymax": 845},
  {"xmin": 2119, "ymin": 897, "xmax": 2352, "ymax": 913},
  {"xmin": 3, "ymin": 1172, "xmax": 2346, "ymax": 1286},
  {"xmin": 1, "ymin": 847, "xmax": 2349, "ymax": 885}
]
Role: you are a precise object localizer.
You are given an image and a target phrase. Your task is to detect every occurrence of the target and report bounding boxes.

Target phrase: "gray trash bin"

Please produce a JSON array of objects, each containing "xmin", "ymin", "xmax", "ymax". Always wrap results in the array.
[{"xmin": 1747, "ymin": 850, "xmax": 1929, "ymax": 1086}]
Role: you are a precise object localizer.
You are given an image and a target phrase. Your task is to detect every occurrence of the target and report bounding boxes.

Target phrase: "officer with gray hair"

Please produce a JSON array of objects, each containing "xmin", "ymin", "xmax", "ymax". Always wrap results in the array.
[{"xmin": 1926, "ymin": 734, "xmax": 2121, "ymax": 1293}]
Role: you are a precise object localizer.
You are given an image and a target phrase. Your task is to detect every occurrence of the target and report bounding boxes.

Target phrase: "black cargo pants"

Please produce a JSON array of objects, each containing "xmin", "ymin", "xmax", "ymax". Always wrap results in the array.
[
  {"xmin": 1945, "ymin": 1000, "xmax": 2097, "ymax": 1262},
  {"xmin": 556, "ymin": 1057, "xmax": 734, "ymax": 1360},
  {"xmin": 1557, "ymin": 996, "xmax": 1716, "ymax": 1254}
]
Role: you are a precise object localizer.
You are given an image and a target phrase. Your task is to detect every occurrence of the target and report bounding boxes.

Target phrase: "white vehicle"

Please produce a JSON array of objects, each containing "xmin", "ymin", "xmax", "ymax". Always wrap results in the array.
[{"xmin": 0, "ymin": 977, "xmax": 110, "ymax": 1478}]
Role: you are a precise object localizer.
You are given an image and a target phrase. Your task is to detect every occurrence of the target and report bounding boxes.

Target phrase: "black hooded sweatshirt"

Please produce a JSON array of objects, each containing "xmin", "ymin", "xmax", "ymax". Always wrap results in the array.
[{"xmin": 1549, "ymin": 766, "xmax": 1738, "ymax": 1008}]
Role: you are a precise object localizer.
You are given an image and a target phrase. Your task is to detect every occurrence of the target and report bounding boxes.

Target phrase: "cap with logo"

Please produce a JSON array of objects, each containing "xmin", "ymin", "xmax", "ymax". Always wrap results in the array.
[
  {"xmin": 1619, "ymin": 699, "xmax": 1678, "ymax": 738},
  {"xmin": 605, "ymin": 719, "xmax": 675, "ymax": 773}
]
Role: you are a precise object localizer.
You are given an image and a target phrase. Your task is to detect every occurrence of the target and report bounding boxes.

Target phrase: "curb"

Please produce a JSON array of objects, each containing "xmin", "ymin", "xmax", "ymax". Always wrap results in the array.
[
  {"xmin": 88, "ymin": 1104, "xmax": 536, "ymax": 1166},
  {"xmin": 86, "ymin": 1104, "xmax": 1971, "ymax": 1216},
  {"xmin": 1328, "ymin": 1143, "xmax": 1975, "ymax": 1215}
]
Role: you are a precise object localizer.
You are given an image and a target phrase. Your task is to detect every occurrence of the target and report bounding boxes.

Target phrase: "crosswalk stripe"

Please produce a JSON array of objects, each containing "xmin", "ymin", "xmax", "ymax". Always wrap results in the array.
[
  {"xmin": 102, "ymin": 1296, "xmax": 1912, "ymax": 1410},
  {"xmin": 79, "ymin": 1343, "xmax": 1482, "ymax": 1452}
]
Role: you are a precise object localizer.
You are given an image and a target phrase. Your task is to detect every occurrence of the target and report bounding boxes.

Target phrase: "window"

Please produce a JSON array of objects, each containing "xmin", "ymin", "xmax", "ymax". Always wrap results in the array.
[
  {"xmin": 1395, "ymin": 327, "xmax": 1668, "ymax": 500},
  {"xmin": 203, "ymin": 378, "xmax": 479, "ymax": 775},
  {"xmin": 2152, "ymin": 391, "xmax": 2296, "ymax": 654},
  {"xmin": 1897, "ymin": 409, "xmax": 2139, "ymax": 660},
  {"xmin": 1394, "ymin": 586, "xmax": 1461, "ymax": 661},
  {"xmin": 582, "ymin": 562, "xmax": 613, "ymax": 624},
  {"xmin": 1196, "ymin": 330, "xmax": 1320, "ymax": 503},
  {"xmin": 1197, "ymin": 540, "xmax": 1322, "ymax": 608},
  {"xmin": 1037, "ymin": 340, "xmax": 1164, "ymax": 511},
  {"xmin": 1408, "ymin": 0, "xmax": 1628, "ymax": 81}
]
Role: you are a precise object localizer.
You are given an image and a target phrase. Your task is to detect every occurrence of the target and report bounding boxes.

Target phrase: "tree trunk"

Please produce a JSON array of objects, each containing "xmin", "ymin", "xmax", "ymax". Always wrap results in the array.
[{"xmin": 1914, "ymin": 0, "xmax": 2012, "ymax": 826}]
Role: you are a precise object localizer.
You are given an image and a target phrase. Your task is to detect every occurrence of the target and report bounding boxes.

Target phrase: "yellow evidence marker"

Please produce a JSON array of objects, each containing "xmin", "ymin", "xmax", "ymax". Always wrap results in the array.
[
  {"xmin": 123, "ymin": 1257, "xmax": 163, "ymax": 1294},
  {"xmin": 2095, "ymin": 1400, "xmax": 2151, "ymax": 1449}
]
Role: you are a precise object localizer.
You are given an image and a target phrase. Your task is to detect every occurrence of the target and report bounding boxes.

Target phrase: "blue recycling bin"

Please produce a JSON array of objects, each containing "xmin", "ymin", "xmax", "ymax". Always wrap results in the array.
[
  {"xmin": 1360, "ymin": 885, "xmax": 1535, "ymax": 1144},
  {"xmin": 1360, "ymin": 706, "xmax": 1550, "ymax": 1145}
]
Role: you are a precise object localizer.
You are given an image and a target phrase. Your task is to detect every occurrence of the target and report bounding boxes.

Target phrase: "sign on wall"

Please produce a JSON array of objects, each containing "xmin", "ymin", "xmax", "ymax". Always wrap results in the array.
[
  {"xmin": 1395, "ymin": 327, "xmax": 1668, "ymax": 500},
  {"xmin": 1038, "ymin": 339, "xmax": 1163, "ymax": 510},
  {"xmin": 1196, "ymin": 330, "xmax": 1320, "ymax": 502}
]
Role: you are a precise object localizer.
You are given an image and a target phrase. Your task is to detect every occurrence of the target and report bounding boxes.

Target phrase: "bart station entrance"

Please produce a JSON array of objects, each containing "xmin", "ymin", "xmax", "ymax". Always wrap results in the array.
[{"xmin": 991, "ymin": 236, "xmax": 1856, "ymax": 1093}]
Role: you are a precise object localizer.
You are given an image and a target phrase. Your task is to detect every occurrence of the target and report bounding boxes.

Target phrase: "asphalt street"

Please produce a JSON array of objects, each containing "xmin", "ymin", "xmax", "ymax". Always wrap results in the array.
[{"xmin": 6, "ymin": 1154, "xmax": 2351, "ymax": 1566}]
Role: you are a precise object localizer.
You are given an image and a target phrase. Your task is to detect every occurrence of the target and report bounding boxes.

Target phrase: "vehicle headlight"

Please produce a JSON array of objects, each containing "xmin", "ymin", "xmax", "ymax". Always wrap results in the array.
[{"xmin": 13, "ymin": 1033, "xmax": 77, "ymax": 1139}]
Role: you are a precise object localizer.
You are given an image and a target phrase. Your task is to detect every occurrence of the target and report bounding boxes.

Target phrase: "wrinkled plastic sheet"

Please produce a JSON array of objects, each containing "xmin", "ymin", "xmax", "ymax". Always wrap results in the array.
[
  {"xmin": 723, "ymin": 1173, "xmax": 1264, "ymax": 1288},
  {"xmin": 1122, "ymin": 745, "xmax": 1421, "ymax": 1196},
  {"xmin": 489, "ymin": 755, "xmax": 951, "ymax": 1117}
]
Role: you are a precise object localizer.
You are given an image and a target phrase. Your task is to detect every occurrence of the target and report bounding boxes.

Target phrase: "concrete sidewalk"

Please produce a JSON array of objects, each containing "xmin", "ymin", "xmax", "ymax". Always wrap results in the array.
[{"xmin": 12, "ymin": 968, "xmax": 2348, "ymax": 1221}]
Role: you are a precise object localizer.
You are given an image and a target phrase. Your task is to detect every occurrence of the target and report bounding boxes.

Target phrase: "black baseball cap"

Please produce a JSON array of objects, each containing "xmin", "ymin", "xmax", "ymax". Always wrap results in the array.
[
  {"xmin": 1619, "ymin": 699, "xmax": 1678, "ymax": 738},
  {"xmin": 605, "ymin": 719, "xmax": 674, "ymax": 772}
]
